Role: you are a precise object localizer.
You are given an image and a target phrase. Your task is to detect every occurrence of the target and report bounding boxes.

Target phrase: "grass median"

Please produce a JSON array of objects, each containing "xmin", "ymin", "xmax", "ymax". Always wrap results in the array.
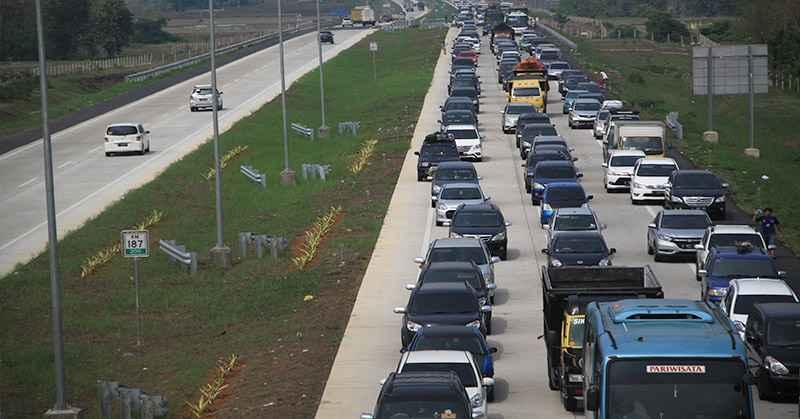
[
  {"xmin": 0, "ymin": 28, "xmax": 445, "ymax": 418},
  {"xmin": 571, "ymin": 38, "xmax": 800, "ymax": 251}
]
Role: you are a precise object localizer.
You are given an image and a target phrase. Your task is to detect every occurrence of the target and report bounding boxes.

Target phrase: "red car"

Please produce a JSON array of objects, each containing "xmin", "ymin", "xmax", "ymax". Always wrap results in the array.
[{"xmin": 456, "ymin": 51, "xmax": 479, "ymax": 65}]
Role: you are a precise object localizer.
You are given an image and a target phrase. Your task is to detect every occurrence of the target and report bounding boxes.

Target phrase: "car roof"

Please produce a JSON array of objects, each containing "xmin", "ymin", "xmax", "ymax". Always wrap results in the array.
[
  {"xmin": 660, "ymin": 209, "xmax": 708, "ymax": 217},
  {"xmin": 710, "ymin": 224, "xmax": 759, "ymax": 234},
  {"xmin": 754, "ymin": 303, "xmax": 800, "ymax": 319},
  {"xmin": 555, "ymin": 207, "xmax": 595, "ymax": 216},
  {"xmin": 107, "ymin": 123, "xmax": 139, "ymax": 127},
  {"xmin": 536, "ymin": 160, "xmax": 573, "ymax": 167},
  {"xmin": 193, "ymin": 84, "xmax": 211, "ymax": 89},
  {"xmin": 457, "ymin": 202, "xmax": 500, "ymax": 213},
  {"xmin": 442, "ymin": 182, "xmax": 481, "ymax": 189},
  {"xmin": 608, "ymin": 149, "xmax": 646, "ymax": 157},
  {"xmin": 446, "ymin": 124, "xmax": 478, "ymax": 130},
  {"xmin": 637, "ymin": 157, "xmax": 677, "ymax": 165},
  {"xmin": 732, "ymin": 279, "xmax": 795, "ymax": 296},
  {"xmin": 575, "ymin": 98, "xmax": 601, "ymax": 104},
  {"xmin": 566, "ymin": 90, "xmax": 588, "ymax": 95},
  {"xmin": 416, "ymin": 281, "xmax": 476, "ymax": 295},
  {"xmin": 404, "ymin": 350, "xmax": 473, "ymax": 364},
  {"xmin": 445, "ymin": 96, "xmax": 473, "ymax": 103},
  {"xmin": 425, "ymin": 261, "xmax": 479, "ymax": 271},
  {"xmin": 417, "ymin": 325, "xmax": 484, "ymax": 339},
  {"xmin": 551, "ymin": 230, "xmax": 604, "ymax": 240},
  {"xmin": 545, "ymin": 181, "xmax": 582, "ymax": 189},
  {"xmin": 436, "ymin": 161, "xmax": 475, "ymax": 169},
  {"xmin": 431, "ymin": 238, "xmax": 485, "ymax": 249}
]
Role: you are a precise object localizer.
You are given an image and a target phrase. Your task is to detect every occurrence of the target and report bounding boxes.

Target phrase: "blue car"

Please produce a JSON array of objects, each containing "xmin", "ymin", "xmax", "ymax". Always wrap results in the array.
[
  {"xmin": 699, "ymin": 244, "xmax": 786, "ymax": 303},
  {"xmin": 529, "ymin": 160, "xmax": 582, "ymax": 205},
  {"xmin": 540, "ymin": 182, "xmax": 592, "ymax": 227},
  {"xmin": 405, "ymin": 325, "xmax": 497, "ymax": 378}
]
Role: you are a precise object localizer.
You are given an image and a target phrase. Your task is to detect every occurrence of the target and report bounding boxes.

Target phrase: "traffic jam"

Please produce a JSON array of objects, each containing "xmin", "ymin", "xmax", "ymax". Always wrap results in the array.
[{"xmin": 358, "ymin": 2, "xmax": 800, "ymax": 419}]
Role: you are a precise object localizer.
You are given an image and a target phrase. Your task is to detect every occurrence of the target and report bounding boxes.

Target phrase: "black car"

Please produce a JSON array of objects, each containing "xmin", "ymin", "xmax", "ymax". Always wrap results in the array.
[
  {"xmin": 449, "ymin": 73, "xmax": 481, "ymax": 95},
  {"xmin": 449, "ymin": 202, "xmax": 510, "ymax": 260},
  {"xmin": 562, "ymin": 76, "xmax": 589, "ymax": 96},
  {"xmin": 519, "ymin": 124, "xmax": 558, "ymax": 159},
  {"xmin": 498, "ymin": 62, "xmax": 517, "ymax": 83},
  {"xmin": 558, "ymin": 70, "xmax": 585, "ymax": 94},
  {"xmin": 319, "ymin": 31, "xmax": 334, "ymax": 44},
  {"xmin": 515, "ymin": 112, "xmax": 551, "ymax": 147},
  {"xmin": 395, "ymin": 282, "xmax": 491, "ymax": 348},
  {"xmin": 664, "ymin": 170, "xmax": 729, "ymax": 219},
  {"xmin": 745, "ymin": 303, "xmax": 800, "ymax": 401},
  {"xmin": 414, "ymin": 132, "xmax": 459, "ymax": 181},
  {"xmin": 440, "ymin": 96, "xmax": 475, "ymax": 119},
  {"xmin": 409, "ymin": 261, "xmax": 495, "ymax": 319},
  {"xmin": 523, "ymin": 150, "xmax": 574, "ymax": 192},
  {"xmin": 450, "ymin": 87, "xmax": 480, "ymax": 113},
  {"xmin": 361, "ymin": 371, "xmax": 472, "ymax": 419},
  {"xmin": 576, "ymin": 81, "xmax": 604, "ymax": 94},
  {"xmin": 541, "ymin": 231, "xmax": 616, "ymax": 267},
  {"xmin": 440, "ymin": 109, "xmax": 478, "ymax": 127}
]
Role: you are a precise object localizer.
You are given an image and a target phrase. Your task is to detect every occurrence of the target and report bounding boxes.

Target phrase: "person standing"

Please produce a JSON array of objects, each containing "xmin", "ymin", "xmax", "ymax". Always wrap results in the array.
[{"xmin": 753, "ymin": 207, "xmax": 780, "ymax": 257}]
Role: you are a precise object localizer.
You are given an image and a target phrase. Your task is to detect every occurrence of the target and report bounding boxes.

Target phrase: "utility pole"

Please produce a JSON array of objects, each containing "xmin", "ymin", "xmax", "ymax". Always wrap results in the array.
[
  {"xmin": 278, "ymin": 0, "xmax": 296, "ymax": 185},
  {"xmin": 317, "ymin": 0, "xmax": 329, "ymax": 138}
]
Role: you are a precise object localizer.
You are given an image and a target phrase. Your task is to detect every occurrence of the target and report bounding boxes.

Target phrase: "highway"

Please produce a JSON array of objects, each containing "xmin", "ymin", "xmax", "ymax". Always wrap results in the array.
[
  {"xmin": 0, "ymin": 29, "xmax": 371, "ymax": 276},
  {"xmin": 314, "ymin": 28, "xmax": 797, "ymax": 418}
]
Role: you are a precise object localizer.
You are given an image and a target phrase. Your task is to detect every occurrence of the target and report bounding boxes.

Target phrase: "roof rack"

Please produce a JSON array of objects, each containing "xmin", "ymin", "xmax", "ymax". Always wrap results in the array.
[{"xmin": 424, "ymin": 132, "xmax": 455, "ymax": 143}]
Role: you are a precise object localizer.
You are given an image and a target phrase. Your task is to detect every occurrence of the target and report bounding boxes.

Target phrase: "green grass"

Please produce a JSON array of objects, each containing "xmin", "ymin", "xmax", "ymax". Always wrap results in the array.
[
  {"xmin": 0, "ymin": 28, "xmax": 445, "ymax": 418},
  {"xmin": 573, "ymin": 38, "xmax": 800, "ymax": 250}
]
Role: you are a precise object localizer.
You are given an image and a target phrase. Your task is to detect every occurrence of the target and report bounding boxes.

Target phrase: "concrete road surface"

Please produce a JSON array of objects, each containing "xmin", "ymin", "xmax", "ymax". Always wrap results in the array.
[
  {"xmin": 0, "ymin": 29, "xmax": 371, "ymax": 276},
  {"xmin": 315, "ymin": 28, "xmax": 797, "ymax": 418}
]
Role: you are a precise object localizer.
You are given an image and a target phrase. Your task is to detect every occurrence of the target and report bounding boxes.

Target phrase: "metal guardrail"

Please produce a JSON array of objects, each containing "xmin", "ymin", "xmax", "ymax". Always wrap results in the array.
[
  {"xmin": 537, "ymin": 23, "xmax": 578, "ymax": 50},
  {"xmin": 302, "ymin": 163, "xmax": 332, "ymax": 181},
  {"xmin": 666, "ymin": 112, "xmax": 684, "ymax": 141},
  {"xmin": 240, "ymin": 164, "xmax": 266, "ymax": 188},
  {"xmin": 125, "ymin": 22, "xmax": 319, "ymax": 82},
  {"xmin": 291, "ymin": 122, "xmax": 316, "ymax": 140},
  {"xmin": 98, "ymin": 381, "xmax": 168, "ymax": 419},
  {"xmin": 159, "ymin": 239, "xmax": 198, "ymax": 275},
  {"xmin": 238, "ymin": 232, "xmax": 288, "ymax": 260},
  {"xmin": 338, "ymin": 121, "xmax": 361, "ymax": 136}
]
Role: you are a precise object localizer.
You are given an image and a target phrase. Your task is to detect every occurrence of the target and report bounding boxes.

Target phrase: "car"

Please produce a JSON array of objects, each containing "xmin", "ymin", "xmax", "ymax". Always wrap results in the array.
[
  {"xmin": 515, "ymin": 112, "xmax": 551, "ymax": 147},
  {"xmin": 695, "ymin": 224, "xmax": 769, "ymax": 279},
  {"xmin": 558, "ymin": 71, "xmax": 585, "ymax": 94},
  {"xmin": 319, "ymin": 30, "xmax": 334, "ymax": 44},
  {"xmin": 522, "ymin": 149, "xmax": 573, "ymax": 193},
  {"xmin": 744, "ymin": 303, "xmax": 800, "ymax": 401},
  {"xmin": 450, "ymin": 87, "xmax": 480, "ymax": 114},
  {"xmin": 593, "ymin": 109, "xmax": 612, "ymax": 139},
  {"xmin": 519, "ymin": 124, "xmax": 559, "ymax": 159},
  {"xmin": 395, "ymin": 350, "xmax": 495, "ymax": 417},
  {"xmin": 546, "ymin": 61, "xmax": 571, "ymax": 79},
  {"xmin": 576, "ymin": 81, "xmax": 604, "ymax": 94},
  {"xmin": 561, "ymin": 75, "xmax": 589, "ymax": 96},
  {"xmin": 698, "ymin": 244, "xmax": 785, "ymax": 303},
  {"xmin": 449, "ymin": 202, "xmax": 510, "ymax": 260},
  {"xmin": 562, "ymin": 90, "xmax": 588, "ymax": 114},
  {"xmin": 664, "ymin": 169, "xmax": 729, "ymax": 219},
  {"xmin": 394, "ymin": 282, "xmax": 492, "ymax": 347},
  {"xmin": 602, "ymin": 149, "xmax": 645, "ymax": 191},
  {"xmin": 436, "ymin": 183, "xmax": 489, "ymax": 226},
  {"xmin": 529, "ymin": 160, "xmax": 582, "ymax": 204},
  {"xmin": 189, "ymin": 84, "xmax": 223, "ymax": 112},
  {"xmin": 540, "ymin": 182, "xmax": 593, "ymax": 227},
  {"xmin": 455, "ymin": 51, "xmax": 479, "ymax": 65},
  {"xmin": 407, "ymin": 262, "xmax": 495, "ymax": 323},
  {"xmin": 629, "ymin": 157, "xmax": 678, "ymax": 204},
  {"xmin": 541, "ymin": 231, "xmax": 616, "ymax": 267},
  {"xmin": 567, "ymin": 98, "xmax": 601, "ymax": 129},
  {"xmin": 452, "ymin": 57, "xmax": 477, "ymax": 71},
  {"xmin": 441, "ymin": 109, "xmax": 479, "ymax": 127},
  {"xmin": 415, "ymin": 238, "xmax": 501, "ymax": 302},
  {"xmin": 430, "ymin": 161, "xmax": 479, "ymax": 207},
  {"xmin": 721, "ymin": 278, "xmax": 799, "ymax": 339},
  {"xmin": 544, "ymin": 207, "xmax": 603, "ymax": 244},
  {"xmin": 450, "ymin": 77, "xmax": 480, "ymax": 95},
  {"xmin": 406, "ymin": 326, "xmax": 498, "ymax": 388},
  {"xmin": 537, "ymin": 48, "xmax": 561, "ymax": 64},
  {"xmin": 360, "ymin": 371, "xmax": 472, "ymax": 419},
  {"xmin": 501, "ymin": 103, "xmax": 536, "ymax": 133},
  {"xmin": 104, "ymin": 123, "xmax": 150, "ymax": 156},
  {"xmin": 497, "ymin": 61, "xmax": 517, "ymax": 84},
  {"xmin": 646, "ymin": 209, "xmax": 711, "ymax": 261},
  {"xmin": 441, "ymin": 96, "xmax": 476, "ymax": 119},
  {"xmin": 445, "ymin": 124, "xmax": 482, "ymax": 161},
  {"xmin": 415, "ymin": 132, "xmax": 460, "ymax": 181},
  {"xmin": 497, "ymin": 50, "xmax": 521, "ymax": 64}
]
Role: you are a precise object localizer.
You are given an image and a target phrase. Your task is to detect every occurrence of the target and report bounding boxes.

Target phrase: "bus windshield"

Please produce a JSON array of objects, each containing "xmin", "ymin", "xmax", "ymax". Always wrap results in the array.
[{"xmin": 607, "ymin": 359, "xmax": 750, "ymax": 419}]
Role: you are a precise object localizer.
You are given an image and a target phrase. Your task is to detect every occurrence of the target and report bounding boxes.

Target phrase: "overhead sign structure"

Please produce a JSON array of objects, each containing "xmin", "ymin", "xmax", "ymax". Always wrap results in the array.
[
  {"xmin": 121, "ymin": 230, "xmax": 149, "ymax": 258},
  {"xmin": 692, "ymin": 45, "xmax": 768, "ymax": 96}
]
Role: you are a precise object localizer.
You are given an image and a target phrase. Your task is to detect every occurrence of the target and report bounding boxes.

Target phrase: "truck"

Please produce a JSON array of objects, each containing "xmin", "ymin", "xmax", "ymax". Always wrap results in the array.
[
  {"xmin": 351, "ymin": 6, "xmax": 376, "ymax": 26},
  {"xmin": 582, "ymin": 299, "xmax": 754, "ymax": 419},
  {"xmin": 602, "ymin": 120, "xmax": 666, "ymax": 162},
  {"xmin": 541, "ymin": 266, "xmax": 664, "ymax": 412},
  {"xmin": 504, "ymin": 57, "xmax": 548, "ymax": 94}
]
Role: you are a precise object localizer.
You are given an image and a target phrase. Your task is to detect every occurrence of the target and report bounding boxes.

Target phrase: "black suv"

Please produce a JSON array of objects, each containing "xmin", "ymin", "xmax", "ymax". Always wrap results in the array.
[
  {"xmin": 515, "ymin": 112, "xmax": 551, "ymax": 147},
  {"xmin": 449, "ymin": 202, "xmax": 510, "ymax": 260},
  {"xmin": 409, "ymin": 261, "xmax": 496, "ymax": 321},
  {"xmin": 745, "ymin": 303, "xmax": 800, "ymax": 401},
  {"xmin": 319, "ymin": 31, "xmax": 334, "ymax": 44},
  {"xmin": 361, "ymin": 371, "xmax": 472, "ymax": 419},
  {"xmin": 414, "ymin": 132, "xmax": 459, "ymax": 181},
  {"xmin": 664, "ymin": 170, "xmax": 728, "ymax": 219},
  {"xmin": 519, "ymin": 124, "xmax": 558, "ymax": 159}
]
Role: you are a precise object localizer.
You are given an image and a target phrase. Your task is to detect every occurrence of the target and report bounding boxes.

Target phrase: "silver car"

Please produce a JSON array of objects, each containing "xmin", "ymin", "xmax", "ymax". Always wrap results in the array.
[
  {"xmin": 189, "ymin": 84, "xmax": 223, "ymax": 112},
  {"xmin": 544, "ymin": 207, "xmax": 603, "ymax": 244},
  {"xmin": 647, "ymin": 209, "xmax": 711, "ymax": 261},
  {"xmin": 436, "ymin": 183, "xmax": 489, "ymax": 226},
  {"xmin": 430, "ymin": 161, "xmax": 480, "ymax": 208},
  {"xmin": 415, "ymin": 238, "xmax": 501, "ymax": 303},
  {"xmin": 501, "ymin": 103, "xmax": 536, "ymax": 133},
  {"xmin": 568, "ymin": 98, "xmax": 601, "ymax": 128},
  {"xmin": 546, "ymin": 61, "xmax": 571, "ymax": 79}
]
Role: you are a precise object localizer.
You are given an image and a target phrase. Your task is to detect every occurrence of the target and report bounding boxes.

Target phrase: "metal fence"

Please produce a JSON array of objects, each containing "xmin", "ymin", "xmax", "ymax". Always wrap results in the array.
[
  {"xmin": 159, "ymin": 239, "xmax": 198, "ymax": 275},
  {"xmin": 291, "ymin": 122, "xmax": 316, "ymax": 140},
  {"xmin": 1, "ymin": 54, "xmax": 153, "ymax": 77}
]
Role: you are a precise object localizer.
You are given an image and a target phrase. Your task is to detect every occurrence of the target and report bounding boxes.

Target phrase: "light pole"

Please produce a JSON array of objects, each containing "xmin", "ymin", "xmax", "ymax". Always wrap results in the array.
[
  {"xmin": 209, "ymin": 0, "xmax": 232, "ymax": 267},
  {"xmin": 316, "ymin": 0, "xmax": 329, "ymax": 138},
  {"xmin": 35, "ymin": 0, "xmax": 80, "ymax": 417},
  {"xmin": 278, "ymin": 0, "xmax": 296, "ymax": 185}
]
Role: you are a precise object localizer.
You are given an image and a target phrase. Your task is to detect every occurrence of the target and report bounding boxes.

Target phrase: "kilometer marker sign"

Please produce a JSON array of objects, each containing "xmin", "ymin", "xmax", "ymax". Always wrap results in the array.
[
  {"xmin": 646, "ymin": 365, "xmax": 706, "ymax": 374},
  {"xmin": 121, "ymin": 230, "xmax": 149, "ymax": 258}
]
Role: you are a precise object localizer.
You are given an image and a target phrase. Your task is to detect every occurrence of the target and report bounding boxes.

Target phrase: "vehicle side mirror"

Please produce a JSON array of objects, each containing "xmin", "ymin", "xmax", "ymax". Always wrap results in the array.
[
  {"xmin": 219, "ymin": 91, "xmax": 223, "ymax": 95},
  {"xmin": 586, "ymin": 194, "xmax": 594, "ymax": 201},
  {"xmin": 576, "ymin": 173, "xmax": 583, "ymax": 178},
  {"xmin": 585, "ymin": 385, "xmax": 599, "ymax": 411},
  {"xmin": 609, "ymin": 248, "xmax": 617, "ymax": 255},
  {"xmin": 481, "ymin": 305, "xmax": 492, "ymax": 313},
  {"xmin": 393, "ymin": 307, "xmax": 406, "ymax": 314},
  {"xmin": 694, "ymin": 244, "xmax": 704, "ymax": 251},
  {"xmin": 405, "ymin": 283, "xmax": 416, "ymax": 290},
  {"xmin": 778, "ymin": 271, "xmax": 787, "ymax": 279},
  {"xmin": 734, "ymin": 320, "xmax": 746, "ymax": 333},
  {"xmin": 648, "ymin": 223, "xmax": 656, "ymax": 229},
  {"xmin": 722, "ymin": 183, "xmax": 729, "ymax": 188},
  {"xmin": 521, "ymin": 163, "xmax": 527, "ymax": 167},
  {"xmin": 489, "ymin": 347, "xmax": 498, "ymax": 354},
  {"xmin": 543, "ymin": 224, "xmax": 551, "ymax": 230},
  {"xmin": 601, "ymin": 163, "xmax": 608, "ymax": 168},
  {"xmin": 145, "ymin": 130, "xmax": 151, "ymax": 134},
  {"xmin": 361, "ymin": 413, "xmax": 375, "ymax": 419},
  {"xmin": 399, "ymin": 347, "xmax": 407, "ymax": 354},
  {"xmin": 487, "ymin": 283, "xmax": 497, "ymax": 290},
  {"xmin": 491, "ymin": 256, "xmax": 501, "ymax": 264},
  {"xmin": 484, "ymin": 196, "xmax": 491, "ymax": 201},
  {"xmin": 482, "ymin": 377, "xmax": 495, "ymax": 387},
  {"xmin": 414, "ymin": 151, "xmax": 420, "ymax": 156},
  {"xmin": 477, "ymin": 176, "xmax": 483, "ymax": 180},
  {"xmin": 414, "ymin": 257, "xmax": 425, "ymax": 265},
  {"xmin": 697, "ymin": 269, "xmax": 707, "ymax": 278},
  {"xmin": 572, "ymin": 157, "xmax": 579, "ymax": 161},
  {"xmin": 541, "ymin": 248, "xmax": 550, "ymax": 255},
  {"xmin": 437, "ymin": 120, "xmax": 442, "ymax": 124}
]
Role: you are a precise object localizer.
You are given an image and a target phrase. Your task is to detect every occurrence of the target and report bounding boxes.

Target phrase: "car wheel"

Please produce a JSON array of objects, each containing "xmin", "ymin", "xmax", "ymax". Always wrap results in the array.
[
  {"xmin": 139, "ymin": 148, "xmax": 145, "ymax": 156},
  {"xmin": 647, "ymin": 241, "xmax": 654, "ymax": 255},
  {"xmin": 417, "ymin": 174, "xmax": 424, "ymax": 182},
  {"xmin": 562, "ymin": 391, "xmax": 579, "ymax": 412},
  {"xmin": 485, "ymin": 313, "xmax": 492, "ymax": 335},
  {"xmin": 435, "ymin": 220, "xmax": 443, "ymax": 227},
  {"xmin": 105, "ymin": 152, "xmax": 111, "ymax": 157},
  {"xmin": 487, "ymin": 385, "xmax": 495, "ymax": 402},
  {"xmin": 757, "ymin": 369, "xmax": 774, "ymax": 401},
  {"xmin": 546, "ymin": 355, "xmax": 560, "ymax": 391},
  {"xmin": 431, "ymin": 200, "xmax": 436, "ymax": 208},
  {"xmin": 532, "ymin": 198, "xmax": 539, "ymax": 206},
  {"xmin": 475, "ymin": 157, "xmax": 482, "ymax": 162},
  {"xmin": 500, "ymin": 249, "xmax": 507, "ymax": 260},
  {"xmin": 654, "ymin": 252, "xmax": 664, "ymax": 262},
  {"xmin": 525, "ymin": 184, "xmax": 531, "ymax": 193},
  {"xmin": 190, "ymin": 107, "xmax": 195, "ymax": 112}
]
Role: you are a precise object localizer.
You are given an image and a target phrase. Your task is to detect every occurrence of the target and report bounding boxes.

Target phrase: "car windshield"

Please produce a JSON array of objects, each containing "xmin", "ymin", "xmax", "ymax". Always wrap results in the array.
[
  {"xmin": 676, "ymin": 173, "xmax": 722, "ymax": 189},
  {"xmin": 566, "ymin": 91, "xmax": 586, "ymax": 99},
  {"xmin": 378, "ymin": 401, "xmax": 469, "ymax": 419},
  {"xmin": 709, "ymin": 234, "xmax": 765, "ymax": 250},
  {"xmin": 540, "ymin": 51, "xmax": 559, "ymax": 60},
  {"xmin": 429, "ymin": 247, "xmax": 488, "ymax": 265},
  {"xmin": 506, "ymin": 105, "xmax": 533, "ymax": 115},
  {"xmin": 574, "ymin": 102, "xmax": 601, "ymax": 111},
  {"xmin": 607, "ymin": 359, "xmax": 750, "ymax": 419},
  {"xmin": 414, "ymin": 334, "xmax": 485, "ymax": 354},
  {"xmin": 623, "ymin": 136, "xmax": 663, "ymax": 153},
  {"xmin": 448, "ymin": 102, "xmax": 474, "ymax": 112},
  {"xmin": 514, "ymin": 87, "xmax": 541, "ymax": 97},
  {"xmin": 553, "ymin": 237, "xmax": 605, "ymax": 253},
  {"xmin": 536, "ymin": 165, "xmax": 576, "ymax": 179},
  {"xmin": 661, "ymin": 214, "xmax": 711, "ymax": 229},
  {"xmin": 598, "ymin": 111, "xmax": 611, "ymax": 121},
  {"xmin": 610, "ymin": 155, "xmax": 642, "ymax": 167},
  {"xmin": 452, "ymin": 90, "xmax": 476, "ymax": 98},
  {"xmin": 524, "ymin": 127, "xmax": 557, "ymax": 137},
  {"xmin": 423, "ymin": 268, "xmax": 483, "ymax": 290},
  {"xmin": 547, "ymin": 187, "xmax": 585, "ymax": 208},
  {"xmin": 733, "ymin": 295, "xmax": 796, "ymax": 316},
  {"xmin": 445, "ymin": 113, "xmax": 474, "ymax": 124},
  {"xmin": 107, "ymin": 125, "xmax": 138, "ymax": 136},
  {"xmin": 401, "ymin": 363, "xmax": 477, "ymax": 387},
  {"xmin": 712, "ymin": 259, "xmax": 777, "ymax": 278},
  {"xmin": 529, "ymin": 152, "xmax": 568, "ymax": 164},
  {"xmin": 441, "ymin": 187, "xmax": 482, "ymax": 200},
  {"xmin": 421, "ymin": 145, "xmax": 458, "ymax": 158},
  {"xmin": 195, "ymin": 88, "xmax": 213, "ymax": 95},
  {"xmin": 636, "ymin": 164, "xmax": 676, "ymax": 177},
  {"xmin": 567, "ymin": 316, "xmax": 585, "ymax": 348},
  {"xmin": 447, "ymin": 129, "xmax": 478, "ymax": 140},
  {"xmin": 410, "ymin": 294, "xmax": 476, "ymax": 315},
  {"xmin": 437, "ymin": 169, "xmax": 476, "ymax": 181},
  {"xmin": 453, "ymin": 211, "xmax": 501, "ymax": 228},
  {"xmin": 768, "ymin": 319, "xmax": 800, "ymax": 346},
  {"xmin": 554, "ymin": 214, "xmax": 598, "ymax": 231},
  {"xmin": 550, "ymin": 63, "xmax": 569, "ymax": 69}
]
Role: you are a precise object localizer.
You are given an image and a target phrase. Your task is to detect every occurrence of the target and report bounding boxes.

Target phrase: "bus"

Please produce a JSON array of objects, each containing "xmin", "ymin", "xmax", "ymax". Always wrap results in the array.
[{"xmin": 505, "ymin": 11, "xmax": 529, "ymax": 34}]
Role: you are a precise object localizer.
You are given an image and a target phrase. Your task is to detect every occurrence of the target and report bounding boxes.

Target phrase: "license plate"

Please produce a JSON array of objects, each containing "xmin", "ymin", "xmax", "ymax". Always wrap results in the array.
[{"xmin": 118, "ymin": 143, "xmax": 128, "ymax": 147}]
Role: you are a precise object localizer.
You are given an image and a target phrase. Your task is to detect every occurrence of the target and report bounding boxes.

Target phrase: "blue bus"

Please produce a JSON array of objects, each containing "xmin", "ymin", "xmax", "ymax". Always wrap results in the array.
[{"xmin": 582, "ymin": 299, "xmax": 753, "ymax": 419}]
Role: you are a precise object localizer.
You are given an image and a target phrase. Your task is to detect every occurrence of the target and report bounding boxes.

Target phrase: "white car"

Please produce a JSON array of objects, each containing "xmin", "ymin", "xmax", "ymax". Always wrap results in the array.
[
  {"xmin": 104, "ymin": 123, "xmax": 150, "ymax": 156},
  {"xmin": 601, "ymin": 100, "xmax": 624, "ymax": 110},
  {"xmin": 396, "ymin": 350, "xmax": 494, "ymax": 418},
  {"xmin": 341, "ymin": 17, "xmax": 353, "ymax": 27},
  {"xmin": 694, "ymin": 224, "xmax": 768, "ymax": 279},
  {"xmin": 721, "ymin": 278, "xmax": 799, "ymax": 339},
  {"xmin": 436, "ymin": 183, "xmax": 489, "ymax": 226},
  {"xmin": 629, "ymin": 157, "xmax": 678, "ymax": 204},
  {"xmin": 497, "ymin": 50, "xmax": 520, "ymax": 64},
  {"xmin": 446, "ymin": 124, "xmax": 482, "ymax": 161},
  {"xmin": 189, "ymin": 84, "xmax": 223, "ymax": 112},
  {"xmin": 602, "ymin": 149, "xmax": 645, "ymax": 191}
]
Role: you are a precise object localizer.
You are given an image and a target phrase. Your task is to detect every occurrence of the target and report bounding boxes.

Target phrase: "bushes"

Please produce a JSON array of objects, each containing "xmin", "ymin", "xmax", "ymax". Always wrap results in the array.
[
  {"xmin": 645, "ymin": 11, "xmax": 689, "ymax": 42},
  {"xmin": 132, "ymin": 17, "xmax": 178, "ymax": 44}
]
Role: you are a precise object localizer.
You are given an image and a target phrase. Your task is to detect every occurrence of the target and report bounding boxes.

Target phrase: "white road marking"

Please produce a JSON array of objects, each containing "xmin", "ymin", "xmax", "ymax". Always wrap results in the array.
[
  {"xmin": 17, "ymin": 177, "xmax": 37, "ymax": 188},
  {"xmin": 57, "ymin": 160, "xmax": 74, "ymax": 169},
  {"xmin": 88, "ymin": 146, "xmax": 103, "ymax": 154}
]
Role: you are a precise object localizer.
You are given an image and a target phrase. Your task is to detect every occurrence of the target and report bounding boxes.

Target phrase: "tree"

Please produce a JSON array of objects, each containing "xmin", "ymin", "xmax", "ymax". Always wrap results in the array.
[
  {"xmin": 46, "ymin": 0, "xmax": 91, "ymax": 59},
  {"xmin": 89, "ymin": 0, "xmax": 134, "ymax": 56},
  {"xmin": 645, "ymin": 11, "xmax": 689, "ymax": 42}
]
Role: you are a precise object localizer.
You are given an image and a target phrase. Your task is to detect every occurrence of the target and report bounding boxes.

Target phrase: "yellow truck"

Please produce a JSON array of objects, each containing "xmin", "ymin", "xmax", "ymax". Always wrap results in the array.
[
  {"xmin": 351, "ymin": 6, "xmax": 376, "ymax": 26},
  {"xmin": 508, "ymin": 79, "xmax": 546, "ymax": 113}
]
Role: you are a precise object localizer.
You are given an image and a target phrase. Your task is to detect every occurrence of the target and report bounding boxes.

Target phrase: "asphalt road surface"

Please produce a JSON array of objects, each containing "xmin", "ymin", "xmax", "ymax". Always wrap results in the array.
[
  {"xmin": 314, "ymin": 29, "xmax": 797, "ymax": 419},
  {"xmin": 0, "ymin": 29, "xmax": 371, "ymax": 276}
]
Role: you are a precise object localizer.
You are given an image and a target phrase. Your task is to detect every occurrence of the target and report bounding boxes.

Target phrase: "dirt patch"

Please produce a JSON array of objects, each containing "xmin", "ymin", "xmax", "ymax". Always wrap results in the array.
[{"xmin": 76, "ymin": 73, "xmax": 126, "ymax": 91}]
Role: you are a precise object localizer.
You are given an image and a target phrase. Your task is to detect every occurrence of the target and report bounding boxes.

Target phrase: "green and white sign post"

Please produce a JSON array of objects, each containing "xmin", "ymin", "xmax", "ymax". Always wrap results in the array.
[{"xmin": 121, "ymin": 230, "xmax": 149, "ymax": 346}]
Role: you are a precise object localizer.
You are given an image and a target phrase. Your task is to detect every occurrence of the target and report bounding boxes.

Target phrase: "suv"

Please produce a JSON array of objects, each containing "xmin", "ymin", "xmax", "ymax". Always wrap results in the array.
[
  {"xmin": 541, "ymin": 231, "xmax": 616, "ymax": 267},
  {"xmin": 568, "ymin": 98, "xmax": 601, "ymax": 129},
  {"xmin": 602, "ymin": 149, "xmax": 645, "ymax": 191},
  {"xmin": 406, "ymin": 261, "xmax": 496, "ymax": 325},
  {"xmin": 515, "ymin": 112, "xmax": 551, "ymax": 148},
  {"xmin": 189, "ymin": 84, "xmax": 223, "ymax": 112},
  {"xmin": 449, "ymin": 202, "xmax": 510, "ymax": 260},
  {"xmin": 721, "ymin": 278, "xmax": 798, "ymax": 339},
  {"xmin": 430, "ymin": 161, "xmax": 479, "ymax": 208},
  {"xmin": 544, "ymin": 207, "xmax": 603, "ymax": 244},
  {"xmin": 540, "ymin": 182, "xmax": 593, "ymax": 227},
  {"xmin": 445, "ymin": 124, "xmax": 482, "ymax": 161},
  {"xmin": 694, "ymin": 224, "xmax": 768, "ymax": 279},
  {"xmin": 319, "ymin": 30, "xmax": 334, "ymax": 44},
  {"xmin": 665, "ymin": 170, "xmax": 729, "ymax": 219},
  {"xmin": 104, "ymin": 123, "xmax": 151, "ymax": 156},
  {"xmin": 406, "ymin": 326, "xmax": 498, "ymax": 384},
  {"xmin": 646, "ymin": 209, "xmax": 711, "ymax": 261},
  {"xmin": 698, "ymin": 245, "xmax": 785, "ymax": 303},
  {"xmin": 415, "ymin": 238, "xmax": 500, "ymax": 302},
  {"xmin": 629, "ymin": 157, "xmax": 678, "ymax": 204},
  {"xmin": 414, "ymin": 132, "xmax": 460, "ymax": 181},
  {"xmin": 360, "ymin": 371, "xmax": 471, "ymax": 419},
  {"xmin": 519, "ymin": 124, "xmax": 559, "ymax": 159},
  {"xmin": 529, "ymin": 161, "xmax": 583, "ymax": 205},
  {"xmin": 745, "ymin": 303, "xmax": 800, "ymax": 401}
]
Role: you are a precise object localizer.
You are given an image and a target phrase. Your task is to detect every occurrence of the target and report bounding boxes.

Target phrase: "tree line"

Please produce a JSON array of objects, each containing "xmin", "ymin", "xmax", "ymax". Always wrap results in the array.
[{"xmin": 556, "ymin": 0, "xmax": 738, "ymax": 19}]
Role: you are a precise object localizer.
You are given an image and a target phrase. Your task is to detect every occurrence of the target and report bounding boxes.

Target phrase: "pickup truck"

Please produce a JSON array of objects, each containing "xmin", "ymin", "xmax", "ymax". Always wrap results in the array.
[{"xmin": 541, "ymin": 265, "xmax": 664, "ymax": 412}]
